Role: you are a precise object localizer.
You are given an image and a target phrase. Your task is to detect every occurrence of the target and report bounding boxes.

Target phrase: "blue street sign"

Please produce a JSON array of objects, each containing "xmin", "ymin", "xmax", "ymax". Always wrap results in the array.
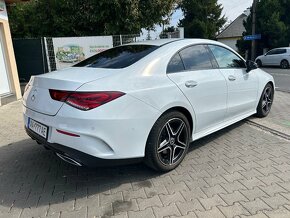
[{"xmin": 243, "ymin": 34, "xmax": 262, "ymax": 41}]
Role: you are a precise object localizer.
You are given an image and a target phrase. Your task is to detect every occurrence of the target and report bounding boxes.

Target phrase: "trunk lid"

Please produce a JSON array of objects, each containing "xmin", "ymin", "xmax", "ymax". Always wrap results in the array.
[{"xmin": 23, "ymin": 67, "xmax": 115, "ymax": 116}]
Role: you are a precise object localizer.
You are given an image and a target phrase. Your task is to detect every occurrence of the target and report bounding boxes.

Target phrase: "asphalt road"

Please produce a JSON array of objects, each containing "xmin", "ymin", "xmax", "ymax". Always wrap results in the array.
[{"xmin": 262, "ymin": 67, "xmax": 290, "ymax": 92}]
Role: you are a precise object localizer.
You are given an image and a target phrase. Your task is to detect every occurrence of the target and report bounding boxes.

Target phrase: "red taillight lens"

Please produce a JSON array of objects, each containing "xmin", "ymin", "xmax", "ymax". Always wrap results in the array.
[
  {"xmin": 49, "ymin": 90, "xmax": 125, "ymax": 111},
  {"xmin": 49, "ymin": 89, "xmax": 71, "ymax": 102}
]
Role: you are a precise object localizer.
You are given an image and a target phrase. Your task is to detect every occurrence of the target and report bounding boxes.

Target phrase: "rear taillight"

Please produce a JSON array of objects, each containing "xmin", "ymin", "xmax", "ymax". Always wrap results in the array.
[{"xmin": 49, "ymin": 90, "xmax": 125, "ymax": 111}]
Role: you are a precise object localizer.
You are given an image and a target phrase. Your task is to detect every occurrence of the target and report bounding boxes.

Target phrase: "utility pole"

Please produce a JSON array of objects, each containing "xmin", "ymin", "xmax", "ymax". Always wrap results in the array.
[{"xmin": 251, "ymin": 0, "xmax": 258, "ymax": 61}]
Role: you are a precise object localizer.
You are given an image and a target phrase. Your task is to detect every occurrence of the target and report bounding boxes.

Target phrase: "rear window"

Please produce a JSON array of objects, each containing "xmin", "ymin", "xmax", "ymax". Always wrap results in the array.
[{"xmin": 74, "ymin": 45, "xmax": 158, "ymax": 69}]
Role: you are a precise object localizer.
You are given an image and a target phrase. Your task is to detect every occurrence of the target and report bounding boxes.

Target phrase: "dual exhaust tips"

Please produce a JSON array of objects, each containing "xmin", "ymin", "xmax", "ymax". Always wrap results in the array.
[{"xmin": 55, "ymin": 152, "xmax": 82, "ymax": 167}]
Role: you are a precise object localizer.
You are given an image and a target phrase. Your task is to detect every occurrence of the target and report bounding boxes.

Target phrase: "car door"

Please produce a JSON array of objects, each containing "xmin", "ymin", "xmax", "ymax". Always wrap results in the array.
[
  {"xmin": 263, "ymin": 49, "xmax": 277, "ymax": 65},
  {"xmin": 275, "ymin": 49, "xmax": 287, "ymax": 66},
  {"xmin": 208, "ymin": 44, "xmax": 259, "ymax": 120},
  {"xmin": 167, "ymin": 44, "xmax": 227, "ymax": 133}
]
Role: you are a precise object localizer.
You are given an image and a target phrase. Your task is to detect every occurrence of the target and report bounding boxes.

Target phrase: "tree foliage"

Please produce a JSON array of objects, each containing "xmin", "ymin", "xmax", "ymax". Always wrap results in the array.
[
  {"xmin": 178, "ymin": 0, "xmax": 226, "ymax": 39},
  {"xmin": 237, "ymin": 0, "xmax": 290, "ymax": 58},
  {"xmin": 8, "ymin": 0, "xmax": 176, "ymax": 38}
]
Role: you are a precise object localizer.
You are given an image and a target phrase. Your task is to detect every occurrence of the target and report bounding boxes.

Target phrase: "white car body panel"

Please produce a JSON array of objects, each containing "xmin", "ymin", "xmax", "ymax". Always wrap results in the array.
[{"xmin": 23, "ymin": 39, "xmax": 275, "ymax": 162}]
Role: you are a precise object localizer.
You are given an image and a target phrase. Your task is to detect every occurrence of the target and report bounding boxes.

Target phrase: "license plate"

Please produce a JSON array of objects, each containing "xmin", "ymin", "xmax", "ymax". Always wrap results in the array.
[{"xmin": 28, "ymin": 118, "xmax": 48, "ymax": 139}]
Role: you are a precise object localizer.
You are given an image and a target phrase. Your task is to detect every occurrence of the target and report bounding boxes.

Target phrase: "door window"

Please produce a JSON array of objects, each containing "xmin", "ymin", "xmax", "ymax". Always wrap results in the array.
[
  {"xmin": 208, "ymin": 45, "xmax": 246, "ymax": 68},
  {"xmin": 179, "ymin": 45, "xmax": 213, "ymax": 71},
  {"xmin": 266, "ymin": 49, "xmax": 278, "ymax": 55}
]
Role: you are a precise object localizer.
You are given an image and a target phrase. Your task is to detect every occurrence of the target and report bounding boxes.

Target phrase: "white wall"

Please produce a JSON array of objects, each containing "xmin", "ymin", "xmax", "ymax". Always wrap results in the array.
[{"xmin": 217, "ymin": 38, "xmax": 239, "ymax": 51}]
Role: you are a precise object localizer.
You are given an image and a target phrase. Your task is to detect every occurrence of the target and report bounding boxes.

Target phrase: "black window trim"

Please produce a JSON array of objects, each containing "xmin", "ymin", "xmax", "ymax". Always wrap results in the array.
[
  {"xmin": 166, "ymin": 43, "xmax": 247, "ymax": 74},
  {"xmin": 166, "ymin": 44, "xmax": 216, "ymax": 74}
]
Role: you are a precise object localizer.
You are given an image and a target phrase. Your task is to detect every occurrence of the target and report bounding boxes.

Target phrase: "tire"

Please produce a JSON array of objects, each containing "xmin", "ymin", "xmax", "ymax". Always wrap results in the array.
[
  {"xmin": 256, "ymin": 83, "xmax": 274, "ymax": 118},
  {"xmin": 256, "ymin": 59, "xmax": 262, "ymax": 68},
  {"xmin": 280, "ymin": 60, "xmax": 289, "ymax": 69},
  {"xmin": 145, "ymin": 111, "xmax": 190, "ymax": 172}
]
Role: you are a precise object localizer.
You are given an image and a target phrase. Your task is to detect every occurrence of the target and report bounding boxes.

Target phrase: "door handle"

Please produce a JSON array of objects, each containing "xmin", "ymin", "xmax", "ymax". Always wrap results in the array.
[
  {"xmin": 185, "ymin": 80, "xmax": 198, "ymax": 88},
  {"xmin": 228, "ymin": 75, "xmax": 236, "ymax": 81}
]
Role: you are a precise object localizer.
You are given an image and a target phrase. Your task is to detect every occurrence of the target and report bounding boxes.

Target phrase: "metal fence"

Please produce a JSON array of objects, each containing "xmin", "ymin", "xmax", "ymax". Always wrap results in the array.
[{"xmin": 14, "ymin": 30, "xmax": 183, "ymax": 79}]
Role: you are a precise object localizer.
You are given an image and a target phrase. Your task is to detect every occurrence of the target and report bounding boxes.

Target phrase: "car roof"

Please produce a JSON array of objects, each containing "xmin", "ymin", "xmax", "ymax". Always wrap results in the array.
[
  {"xmin": 270, "ymin": 47, "xmax": 290, "ymax": 50},
  {"xmin": 129, "ymin": 38, "xmax": 225, "ymax": 47}
]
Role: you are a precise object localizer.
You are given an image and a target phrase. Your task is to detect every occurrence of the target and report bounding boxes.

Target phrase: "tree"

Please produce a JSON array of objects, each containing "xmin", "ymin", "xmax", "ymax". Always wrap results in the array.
[
  {"xmin": 178, "ymin": 0, "xmax": 226, "ymax": 39},
  {"xmin": 7, "ymin": 0, "xmax": 177, "ymax": 38},
  {"xmin": 237, "ymin": 0, "xmax": 290, "ymax": 59}
]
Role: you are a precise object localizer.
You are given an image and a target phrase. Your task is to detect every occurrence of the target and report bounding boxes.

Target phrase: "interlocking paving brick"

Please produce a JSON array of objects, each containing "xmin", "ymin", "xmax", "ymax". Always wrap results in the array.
[
  {"xmin": 159, "ymin": 192, "xmax": 185, "ymax": 206},
  {"xmin": 144, "ymin": 185, "xmax": 168, "ymax": 198},
  {"xmin": 241, "ymin": 198, "xmax": 272, "ymax": 214},
  {"xmin": 202, "ymin": 184, "xmax": 227, "ymax": 198},
  {"xmin": 3, "ymin": 100, "xmax": 290, "ymax": 218},
  {"xmin": 265, "ymin": 206, "xmax": 290, "ymax": 218},
  {"xmin": 153, "ymin": 204, "xmax": 181, "ymax": 218},
  {"xmin": 165, "ymin": 181, "xmax": 189, "ymax": 194},
  {"xmin": 223, "ymin": 164, "xmax": 245, "ymax": 174},
  {"xmin": 218, "ymin": 202, "xmax": 251, "ymax": 217},
  {"xmin": 220, "ymin": 180, "xmax": 247, "ymax": 193},
  {"xmin": 257, "ymin": 174, "xmax": 283, "ymax": 185},
  {"xmin": 176, "ymin": 199, "xmax": 204, "ymax": 215},
  {"xmin": 137, "ymin": 195, "xmax": 162, "ymax": 210},
  {"xmin": 240, "ymin": 212, "xmax": 268, "ymax": 218},
  {"xmin": 195, "ymin": 206, "xmax": 225, "ymax": 218},
  {"xmin": 261, "ymin": 194, "xmax": 290, "ymax": 209},
  {"xmin": 199, "ymin": 195, "xmax": 227, "ymax": 210},
  {"xmin": 240, "ymin": 168, "xmax": 264, "ymax": 179},
  {"xmin": 87, "ymin": 203, "xmax": 113, "ymax": 217},
  {"xmin": 204, "ymin": 175, "xmax": 228, "ymax": 187},
  {"xmin": 123, "ymin": 189, "xmax": 147, "ymax": 201},
  {"xmin": 240, "ymin": 187, "xmax": 269, "ymax": 201},
  {"xmin": 260, "ymin": 183, "xmax": 288, "ymax": 196},
  {"xmin": 75, "ymin": 196, "xmax": 99, "ymax": 211},
  {"xmin": 239, "ymin": 177, "xmax": 267, "ymax": 189},
  {"xmin": 223, "ymin": 172, "xmax": 245, "ymax": 183},
  {"xmin": 220, "ymin": 191, "xmax": 248, "ymax": 205},
  {"xmin": 60, "ymin": 206, "xmax": 87, "ymax": 218},
  {"xmin": 112, "ymin": 199, "xmax": 139, "ymax": 215},
  {"xmin": 181, "ymin": 188, "xmax": 207, "ymax": 201},
  {"xmin": 128, "ymin": 208, "xmax": 154, "ymax": 218}
]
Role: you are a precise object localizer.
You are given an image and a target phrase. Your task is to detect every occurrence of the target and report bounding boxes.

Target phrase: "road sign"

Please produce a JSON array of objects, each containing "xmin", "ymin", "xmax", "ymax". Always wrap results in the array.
[{"xmin": 243, "ymin": 34, "xmax": 261, "ymax": 41}]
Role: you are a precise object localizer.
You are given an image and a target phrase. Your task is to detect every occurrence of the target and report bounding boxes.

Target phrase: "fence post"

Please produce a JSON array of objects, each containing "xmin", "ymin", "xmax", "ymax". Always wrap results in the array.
[
  {"xmin": 43, "ymin": 37, "xmax": 51, "ymax": 72},
  {"xmin": 119, "ymin": 35, "xmax": 123, "ymax": 45}
]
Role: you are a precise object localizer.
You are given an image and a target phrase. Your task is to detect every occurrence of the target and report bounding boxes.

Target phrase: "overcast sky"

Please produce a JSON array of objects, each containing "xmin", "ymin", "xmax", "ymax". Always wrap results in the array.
[{"xmin": 141, "ymin": 0, "xmax": 253, "ymax": 39}]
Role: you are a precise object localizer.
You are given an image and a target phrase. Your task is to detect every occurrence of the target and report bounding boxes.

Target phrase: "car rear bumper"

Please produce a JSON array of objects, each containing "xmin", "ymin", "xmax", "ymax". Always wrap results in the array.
[
  {"xmin": 23, "ymin": 94, "xmax": 161, "ymax": 161},
  {"xmin": 25, "ymin": 126, "xmax": 142, "ymax": 167}
]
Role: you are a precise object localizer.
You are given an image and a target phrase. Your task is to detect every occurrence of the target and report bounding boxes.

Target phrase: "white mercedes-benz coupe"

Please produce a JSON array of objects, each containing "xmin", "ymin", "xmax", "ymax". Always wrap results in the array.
[{"xmin": 23, "ymin": 39, "xmax": 274, "ymax": 172}]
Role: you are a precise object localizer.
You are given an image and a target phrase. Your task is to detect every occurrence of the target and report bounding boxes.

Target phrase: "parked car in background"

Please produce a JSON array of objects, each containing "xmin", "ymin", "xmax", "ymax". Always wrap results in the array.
[
  {"xmin": 23, "ymin": 39, "xmax": 275, "ymax": 172},
  {"xmin": 255, "ymin": 47, "xmax": 290, "ymax": 69}
]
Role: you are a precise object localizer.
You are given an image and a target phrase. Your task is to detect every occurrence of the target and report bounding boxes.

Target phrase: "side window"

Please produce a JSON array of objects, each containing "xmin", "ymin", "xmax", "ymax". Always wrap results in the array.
[
  {"xmin": 277, "ymin": 49, "xmax": 287, "ymax": 54},
  {"xmin": 179, "ymin": 45, "xmax": 213, "ymax": 71},
  {"xmin": 267, "ymin": 49, "xmax": 277, "ymax": 55},
  {"xmin": 167, "ymin": 53, "xmax": 185, "ymax": 73},
  {"xmin": 208, "ymin": 45, "xmax": 246, "ymax": 68}
]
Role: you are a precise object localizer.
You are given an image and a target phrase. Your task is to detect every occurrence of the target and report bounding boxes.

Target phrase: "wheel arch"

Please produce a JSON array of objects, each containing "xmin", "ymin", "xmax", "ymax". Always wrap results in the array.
[{"xmin": 161, "ymin": 106, "xmax": 194, "ymax": 136}]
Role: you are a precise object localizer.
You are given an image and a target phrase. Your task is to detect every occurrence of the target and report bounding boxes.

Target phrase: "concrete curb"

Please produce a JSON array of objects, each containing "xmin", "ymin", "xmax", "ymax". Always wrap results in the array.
[{"xmin": 246, "ymin": 119, "xmax": 290, "ymax": 141}]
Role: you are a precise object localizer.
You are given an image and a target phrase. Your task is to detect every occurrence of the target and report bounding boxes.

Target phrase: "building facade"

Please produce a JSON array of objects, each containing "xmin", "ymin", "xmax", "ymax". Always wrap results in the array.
[
  {"xmin": 0, "ymin": 0, "xmax": 21, "ymax": 106},
  {"xmin": 217, "ymin": 9, "xmax": 250, "ymax": 52}
]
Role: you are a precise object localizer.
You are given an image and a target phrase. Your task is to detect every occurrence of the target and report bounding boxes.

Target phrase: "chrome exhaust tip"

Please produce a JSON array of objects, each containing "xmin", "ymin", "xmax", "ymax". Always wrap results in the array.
[{"xmin": 55, "ymin": 153, "xmax": 82, "ymax": 167}]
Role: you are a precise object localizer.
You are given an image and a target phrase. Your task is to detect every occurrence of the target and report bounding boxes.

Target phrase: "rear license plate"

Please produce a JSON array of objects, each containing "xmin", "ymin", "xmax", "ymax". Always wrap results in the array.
[{"xmin": 28, "ymin": 118, "xmax": 48, "ymax": 139}]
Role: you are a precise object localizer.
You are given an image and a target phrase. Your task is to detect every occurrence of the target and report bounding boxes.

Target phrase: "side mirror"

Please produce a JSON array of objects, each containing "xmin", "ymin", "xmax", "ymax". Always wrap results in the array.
[{"xmin": 246, "ymin": 60, "xmax": 258, "ymax": 72}]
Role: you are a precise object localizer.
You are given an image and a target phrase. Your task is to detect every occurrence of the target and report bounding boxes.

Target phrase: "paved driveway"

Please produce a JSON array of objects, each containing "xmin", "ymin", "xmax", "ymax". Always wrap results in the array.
[{"xmin": 1, "ymin": 101, "xmax": 290, "ymax": 218}]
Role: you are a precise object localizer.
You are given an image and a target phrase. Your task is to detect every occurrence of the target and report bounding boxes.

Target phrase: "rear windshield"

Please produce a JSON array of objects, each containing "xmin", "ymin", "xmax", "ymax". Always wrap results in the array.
[{"xmin": 74, "ymin": 45, "xmax": 158, "ymax": 69}]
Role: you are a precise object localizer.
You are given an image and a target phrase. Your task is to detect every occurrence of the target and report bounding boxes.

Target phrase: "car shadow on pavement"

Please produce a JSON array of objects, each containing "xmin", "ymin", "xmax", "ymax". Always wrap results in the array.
[{"xmin": 0, "ymin": 121, "xmax": 246, "ymax": 211}]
